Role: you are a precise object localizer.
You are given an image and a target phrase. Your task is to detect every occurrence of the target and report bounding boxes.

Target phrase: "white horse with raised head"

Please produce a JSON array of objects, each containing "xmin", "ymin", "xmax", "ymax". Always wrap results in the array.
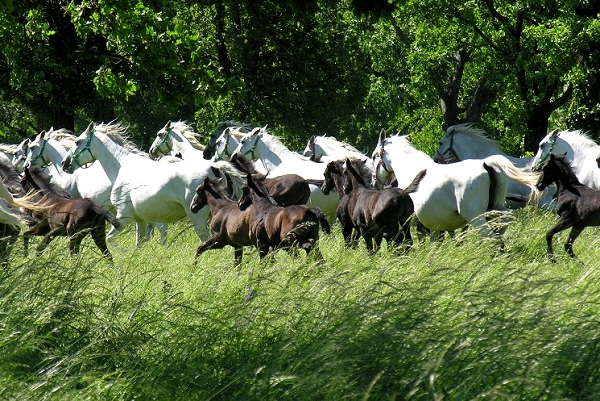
[
  {"xmin": 203, "ymin": 120, "xmax": 254, "ymax": 160},
  {"xmin": 434, "ymin": 124, "xmax": 555, "ymax": 209},
  {"xmin": 61, "ymin": 122, "xmax": 244, "ymax": 245},
  {"xmin": 24, "ymin": 128, "xmax": 114, "ymax": 209},
  {"xmin": 371, "ymin": 130, "xmax": 539, "ymax": 238},
  {"xmin": 532, "ymin": 128, "xmax": 600, "ymax": 189},
  {"xmin": 149, "ymin": 120, "xmax": 205, "ymax": 160},
  {"xmin": 10, "ymin": 137, "xmax": 31, "ymax": 173},
  {"xmin": 232, "ymin": 127, "xmax": 339, "ymax": 217},
  {"xmin": 211, "ymin": 126, "xmax": 252, "ymax": 162}
]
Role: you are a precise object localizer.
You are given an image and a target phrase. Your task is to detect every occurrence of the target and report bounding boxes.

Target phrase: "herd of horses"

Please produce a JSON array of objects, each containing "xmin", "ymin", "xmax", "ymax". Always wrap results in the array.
[{"xmin": 1, "ymin": 120, "xmax": 600, "ymax": 266}]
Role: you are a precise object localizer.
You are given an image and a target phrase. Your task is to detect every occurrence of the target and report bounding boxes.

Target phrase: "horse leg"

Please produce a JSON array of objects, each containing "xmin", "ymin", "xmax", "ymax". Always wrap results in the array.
[
  {"xmin": 68, "ymin": 230, "xmax": 88, "ymax": 255},
  {"xmin": 564, "ymin": 225, "xmax": 585, "ymax": 260},
  {"xmin": 233, "ymin": 247, "xmax": 244, "ymax": 268},
  {"xmin": 90, "ymin": 224, "xmax": 113, "ymax": 261},
  {"xmin": 194, "ymin": 236, "xmax": 225, "ymax": 265},
  {"xmin": 545, "ymin": 217, "xmax": 574, "ymax": 262},
  {"xmin": 36, "ymin": 227, "xmax": 63, "ymax": 255}
]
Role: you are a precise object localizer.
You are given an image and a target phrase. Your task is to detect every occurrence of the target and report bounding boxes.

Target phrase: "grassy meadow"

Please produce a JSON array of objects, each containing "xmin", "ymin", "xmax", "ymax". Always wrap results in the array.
[{"xmin": 2, "ymin": 208, "xmax": 600, "ymax": 400}]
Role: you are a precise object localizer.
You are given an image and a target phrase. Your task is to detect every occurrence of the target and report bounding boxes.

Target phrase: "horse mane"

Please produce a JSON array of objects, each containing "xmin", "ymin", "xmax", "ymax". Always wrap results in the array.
[
  {"xmin": 316, "ymin": 136, "xmax": 363, "ymax": 154},
  {"xmin": 170, "ymin": 121, "xmax": 205, "ymax": 150},
  {"xmin": 204, "ymin": 177, "xmax": 235, "ymax": 201},
  {"xmin": 552, "ymin": 154, "xmax": 581, "ymax": 184},
  {"xmin": 346, "ymin": 158, "xmax": 372, "ymax": 187},
  {"xmin": 211, "ymin": 160, "xmax": 246, "ymax": 198},
  {"xmin": 229, "ymin": 154, "xmax": 262, "ymax": 176},
  {"xmin": 95, "ymin": 122, "xmax": 148, "ymax": 156},
  {"xmin": 557, "ymin": 129, "xmax": 597, "ymax": 149},
  {"xmin": 245, "ymin": 173, "xmax": 278, "ymax": 204},
  {"xmin": 46, "ymin": 128, "xmax": 77, "ymax": 149},
  {"xmin": 24, "ymin": 166, "xmax": 71, "ymax": 198},
  {"xmin": 210, "ymin": 120, "xmax": 253, "ymax": 141},
  {"xmin": 0, "ymin": 143, "xmax": 18, "ymax": 155},
  {"xmin": 254, "ymin": 128, "xmax": 312, "ymax": 161},
  {"xmin": 448, "ymin": 123, "xmax": 500, "ymax": 150}
]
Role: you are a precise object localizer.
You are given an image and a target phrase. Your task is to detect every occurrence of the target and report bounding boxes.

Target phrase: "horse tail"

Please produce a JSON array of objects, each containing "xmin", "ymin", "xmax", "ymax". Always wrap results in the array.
[
  {"xmin": 482, "ymin": 163, "xmax": 500, "ymax": 212},
  {"xmin": 281, "ymin": 221, "xmax": 317, "ymax": 248},
  {"xmin": 403, "ymin": 169, "xmax": 427, "ymax": 194},
  {"xmin": 92, "ymin": 204, "xmax": 122, "ymax": 230},
  {"xmin": 482, "ymin": 155, "xmax": 540, "ymax": 206},
  {"xmin": 309, "ymin": 207, "xmax": 331, "ymax": 234}
]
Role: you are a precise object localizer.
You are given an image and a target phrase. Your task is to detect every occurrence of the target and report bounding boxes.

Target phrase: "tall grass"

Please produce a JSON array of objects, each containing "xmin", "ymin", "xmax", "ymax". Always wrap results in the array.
[{"xmin": 1, "ymin": 209, "xmax": 600, "ymax": 399}]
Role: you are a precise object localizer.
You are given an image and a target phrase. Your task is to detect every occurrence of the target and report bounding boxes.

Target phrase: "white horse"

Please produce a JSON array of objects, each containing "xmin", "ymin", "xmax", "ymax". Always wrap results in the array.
[
  {"xmin": 24, "ymin": 129, "xmax": 114, "ymax": 209},
  {"xmin": 434, "ymin": 123, "xmax": 555, "ymax": 209},
  {"xmin": 61, "ymin": 122, "xmax": 244, "ymax": 245},
  {"xmin": 211, "ymin": 126, "xmax": 251, "ymax": 162},
  {"xmin": 301, "ymin": 135, "xmax": 369, "ymax": 163},
  {"xmin": 371, "ymin": 130, "xmax": 538, "ymax": 238},
  {"xmin": 203, "ymin": 120, "xmax": 254, "ymax": 160},
  {"xmin": 232, "ymin": 127, "xmax": 339, "ymax": 217},
  {"xmin": 10, "ymin": 138, "xmax": 31, "ymax": 173},
  {"xmin": 148, "ymin": 120, "xmax": 205, "ymax": 160},
  {"xmin": 532, "ymin": 128, "xmax": 600, "ymax": 189}
]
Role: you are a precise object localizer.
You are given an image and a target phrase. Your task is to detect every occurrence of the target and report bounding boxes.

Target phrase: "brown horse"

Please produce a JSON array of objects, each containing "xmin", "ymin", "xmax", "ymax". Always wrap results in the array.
[
  {"xmin": 342, "ymin": 159, "xmax": 426, "ymax": 253},
  {"xmin": 229, "ymin": 154, "xmax": 311, "ymax": 206},
  {"xmin": 238, "ymin": 172, "xmax": 330, "ymax": 260},
  {"xmin": 535, "ymin": 153, "xmax": 600, "ymax": 262},
  {"xmin": 190, "ymin": 177, "xmax": 255, "ymax": 267},
  {"xmin": 21, "ymin": 167, "xmax": 121, "ymax": 261}
]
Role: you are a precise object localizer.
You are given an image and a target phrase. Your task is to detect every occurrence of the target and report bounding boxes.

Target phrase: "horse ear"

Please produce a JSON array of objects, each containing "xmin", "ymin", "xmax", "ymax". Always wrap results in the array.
[
  {"xmin": 549, "ymin": 129, "xmax": 559, "ymax": 139},
  {"xmin": 211, "ymin": 166, "xmax": 222, "ymax": 178},
  {"xmin": 309, "ymin": 135, "xmax": 315, "ymax": 144},
  {"xmin": 163, "ymin": 120, "xmax": 171, "ymax": 131},
  {"xmin": 378, "ymin": 128, "xmax": 386, "ymax": 144},
  {"xmin": 84, "ymin": 121, "xmax": 94, "ymax": 134}
]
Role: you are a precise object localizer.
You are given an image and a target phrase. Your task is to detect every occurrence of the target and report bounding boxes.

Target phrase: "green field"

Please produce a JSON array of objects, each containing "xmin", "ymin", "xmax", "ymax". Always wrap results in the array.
[{"xmin": 2, "ymin": 208, "xmax": 600, "ymax": 400}]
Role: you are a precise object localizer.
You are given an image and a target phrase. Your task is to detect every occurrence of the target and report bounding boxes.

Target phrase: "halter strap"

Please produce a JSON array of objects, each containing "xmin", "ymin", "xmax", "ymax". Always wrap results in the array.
[
  {"xmin": 434, "ymin": 130, "xmax": 459, "ymax": 164},
  {"xmin": 534, "ymin": 134, "xmax": 558, "ymax": 169},
  {"xmin": 215, "ymin": 135, "xmax": 233, "ymax": 160},
  {"xmin": 29, "ymin": 139, "xmax": 51, "ymax": 167},
  {"xmin": 156, "ymin": 131, "xmax": 173, "ymax": 155},
  {"xmin": 241, "ymin": 134, "xmax": 260, "ymax": 160},
  {"xmin": 68, "ymin": 133, "xmax": 94, "ymax": 167}
]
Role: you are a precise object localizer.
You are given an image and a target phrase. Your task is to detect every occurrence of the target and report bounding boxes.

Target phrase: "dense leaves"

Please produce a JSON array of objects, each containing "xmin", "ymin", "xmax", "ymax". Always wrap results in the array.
[{"xmin": 0, "ymin": 0, "xmax": 598, "ymax": 152}]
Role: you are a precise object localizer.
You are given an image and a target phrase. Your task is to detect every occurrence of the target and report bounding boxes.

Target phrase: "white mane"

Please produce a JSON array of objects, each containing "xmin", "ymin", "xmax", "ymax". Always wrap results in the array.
[
  {"xmin": 315, "ymin": 135, "xmax": 363, "ymax": 154},
  {"xmin": 257, "ymin": 129, "xmax": 312, "ymax": 161},
  {"xmin": 0, "ymin": 143, "xmax": 17, "ymax": 155},
  {"xmin": 448, "ymin": 123, "xmax": 500, "ymax": 150},
  {"xmin": 95, "ymin": 122, "xmax": 148, "ymax": 156},
  {"xmin": 170, "ymin": 121, "xmax": 205, "ymax": 150},
  {"xmin": 556, "ymin": 129, "xmax": 597, "ymax": 149},
  {"xmin": 47, "ymin": 128, "xmax": 77, "ymax": 149}
]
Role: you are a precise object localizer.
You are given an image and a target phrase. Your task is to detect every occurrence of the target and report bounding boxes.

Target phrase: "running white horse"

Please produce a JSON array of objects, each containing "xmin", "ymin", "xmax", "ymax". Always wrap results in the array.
[
  {"xmin": 371, "ymin": 130, "xmax": 539, "ymax": 238},
  {"xmin": 10, "ymin": 138, "xmax": 31, "ymax": 173},
  {"xmin": 203, "ymin": 120, "xmax": 254, "ymax": 160},
  {"xmin": 232, "ymin": 127, "xmax": 339, "ymax": 217},
  {"xmin": 301, "ymin": 135, "xmax": 369, "ymax": 163},
  {"xmin": 61, "ymin": 122, "xmax": 244, "ymax": 245},
  {"xmin": 24, "ymin": 128, "xmax": 114, "ymax": 209},
  {"xmin": 532, "ymin": 128, "xmax": 600, "ymax": 189},
  {"xmin": 434, "ymin": 123, "xmax": 555, "ymax": 209},
  {"xmin": 210, "ymin": 126, "xmax": 250, "ymax": 162},
  {"xmin": 148, "ymin": 120, "xmax": 205, "ymax": 161}
]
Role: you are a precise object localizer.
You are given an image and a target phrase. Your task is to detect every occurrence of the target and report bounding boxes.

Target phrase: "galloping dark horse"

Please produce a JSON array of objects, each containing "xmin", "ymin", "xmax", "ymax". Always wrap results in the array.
[
  {"xmin": 190, "ymin": 177, "xmax": 255, "ymax": 267},
  {"xmin": 341, "ymin": 159, "xmax": 426, "ymax": 253},
  {"xmin": 21, "ymin": 167, "xmax": 121, "ymax": 261},
  {"xmin": 229, "ymin": 154, "xmax": 311, "ymax": 206},
  {"xmin": 535, "ymin": 153, "xmax": 600, "ymax": 262},
  {"xmin": 238, "ymin": 172, "xmax": 330, "ymax": 260}
]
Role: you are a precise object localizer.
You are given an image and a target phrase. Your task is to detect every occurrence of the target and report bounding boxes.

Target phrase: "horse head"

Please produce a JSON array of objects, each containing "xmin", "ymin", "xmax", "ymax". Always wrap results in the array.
[
  {"xmin": 62, "ymin": 121, "xmax": 95, "ymax": 173},
  {"xmin": 12, "ymin": 137, "xmax": 31, "ymax": 173},
  {"xmin": 149, "ymin": 120, "xmax": 173, "ymax": 159}
]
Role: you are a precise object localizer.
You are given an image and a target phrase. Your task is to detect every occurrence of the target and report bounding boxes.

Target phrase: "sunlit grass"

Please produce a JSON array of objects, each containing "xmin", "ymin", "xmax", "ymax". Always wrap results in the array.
[{"xmin": 2, "ymin": 209, "xmax": 600, "ymax": 399}]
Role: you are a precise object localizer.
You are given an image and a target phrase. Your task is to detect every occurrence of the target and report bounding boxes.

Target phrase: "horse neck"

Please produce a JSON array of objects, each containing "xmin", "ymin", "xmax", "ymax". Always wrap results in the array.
[
  {"xmin": 387, "ymin": 141, "xmax": 434, "ymax": 175},
  {"xmin": 170, "ymin": 131, "xmax": 196, "ymax": 154},
  {"xmin": 453, "ymin": 134, "xmax": 508, "ymax": 160},
  {"xmin": 90, "ymin": 134, "xmax": 130, "ymax": 183},
  {"xmin": 204, "ymin": 186, "xmax": 234, "ymax": 212},
  {"xmin": 253, "ymin": 137, "xmax": 289, "ymax": 171}
]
